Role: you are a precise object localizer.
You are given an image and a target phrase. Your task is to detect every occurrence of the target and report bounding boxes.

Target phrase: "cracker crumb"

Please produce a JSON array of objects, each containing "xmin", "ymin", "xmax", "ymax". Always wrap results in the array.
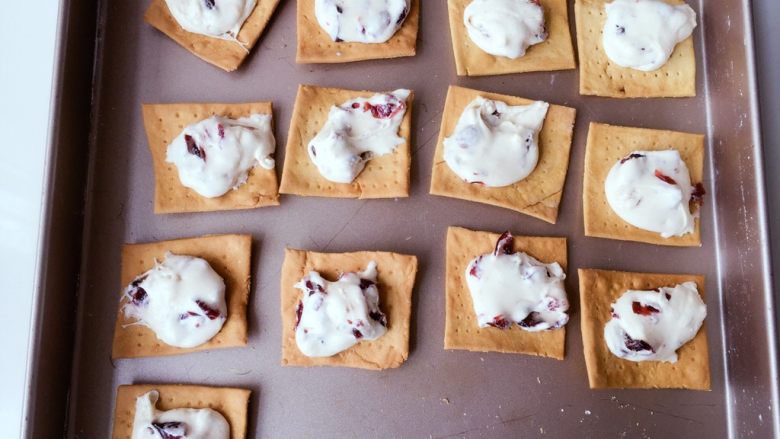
[
  {"xmin": 585, "ymin": 410, "xmax": 592, "ymax": 416},
  {"xmin": 441, "ymin": 398, "xmax": 451, "ymax": 405}
]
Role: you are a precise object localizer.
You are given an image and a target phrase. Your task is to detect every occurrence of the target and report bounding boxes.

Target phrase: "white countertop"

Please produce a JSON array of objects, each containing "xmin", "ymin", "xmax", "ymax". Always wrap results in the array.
[{"xmin": 0, "ymin": 2, "xmax": 61, "ymax": 438}]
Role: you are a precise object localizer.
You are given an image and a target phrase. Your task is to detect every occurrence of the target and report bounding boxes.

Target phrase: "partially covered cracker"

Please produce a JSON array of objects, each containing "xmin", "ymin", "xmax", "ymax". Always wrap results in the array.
[
  {"xmin": 575, "ymin": 0, "xmax": 696, "ymax": 97},
  {"xmin": 296, "ymin": 0, "xmax": 419, "ymax": 63},
  {"xmin": 430, "ymin": 86, "xmax": 576, "ymax": 224},
  {"xmin": 583, "ymin": 122, "xmax": 704, "ymax": 246},
  {"xmin": 144, "ymin": 0, "xmax": 281, "ymax": 72},
  {"xmin": 444, "ymin": 227, "xmax": 568, "ymax": 360},
  {"xmin": 112, "ymin": 384, "xmax": 250, "ymax": 439},
  {"xmin": 447, "ymin": 0, "xmax": 576, "ymax": 76},
  {"xmin": 579, "ymin": 269, "xmax": 710, "ymax": 389},
  {"xmin": 142, "ymin": 102, "xmax": 279, "ymax": 214},
  {"xmin": 279, "ymin": 85, "xmax": 414, "ymax": 198},
  {"xmin": 112, "ymin": 234, "xmax": 251, "ymax": 359},
  {"xmin": 280, "ymin": 248, "xmax": 417, "ymax": 370}
]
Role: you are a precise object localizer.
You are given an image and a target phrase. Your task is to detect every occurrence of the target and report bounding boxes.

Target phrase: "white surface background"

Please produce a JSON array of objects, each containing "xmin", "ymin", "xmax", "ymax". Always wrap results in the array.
[{"xmin": 0, "ymin": 2, "xmax": 61, "ymax": 438}]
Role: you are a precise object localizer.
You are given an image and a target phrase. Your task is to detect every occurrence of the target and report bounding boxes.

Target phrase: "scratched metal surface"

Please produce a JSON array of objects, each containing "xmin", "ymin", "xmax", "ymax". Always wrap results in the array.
[{"xmin": 63, "ymin": 0, "xmax": 777, "ymax": 437}]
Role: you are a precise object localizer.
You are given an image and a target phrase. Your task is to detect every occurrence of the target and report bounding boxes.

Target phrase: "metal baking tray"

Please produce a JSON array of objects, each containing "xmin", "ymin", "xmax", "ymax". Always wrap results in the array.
[{"xmin": 24, "ymin": 0, "xmax": 778, "ymax": 437}]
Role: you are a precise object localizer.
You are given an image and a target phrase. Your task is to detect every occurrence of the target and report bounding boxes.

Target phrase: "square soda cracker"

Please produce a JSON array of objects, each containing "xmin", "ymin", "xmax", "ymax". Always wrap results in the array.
[
  {"xmin": 144, "ymin": 0, "xmax": 282, "ymax": 72},
  {"xmin": 582, "ymin": 122, "xmax": 705, "ymax": 246},
  {"xmin": 112, "ymin": 234, "xmax": 251, "ymax": 359},
  {"xmin": 142, "ymin": 102, "xmax": 280, "ymax": 214},
  {"xmin": 280, "ymin": 248, "xmax": 418, "ymax": 370},
  {"xmin": 447, "ymin": 0, "xmax": 576, "ymax": 76},
  {"xmin": 578, "ymin": 269, "xmax": 710, "ymax": 390},
  {"xmin": 444, "ymin": 227, "xmax": 568, "ymax": 360},
  {"xmin": 296, "ymin": 0, "xmax": 420, "ymax": 63},
  {"xmin": 279, "ymin": 85, "xmax": 414, "ymax": 198},
  {"xmin": 429, "ymin": 86, "xmax": 577, "ymax": 224},
  {"xmin": 112, "ymin": 384, "xmax": 250, "ymax": 439},
  {"xmin": 574, "ymin": 0, "xmax": 696, "ymax": 97}
]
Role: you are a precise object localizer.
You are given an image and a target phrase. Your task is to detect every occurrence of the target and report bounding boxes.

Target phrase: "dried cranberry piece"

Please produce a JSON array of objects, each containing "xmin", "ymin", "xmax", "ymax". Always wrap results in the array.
[
  {"xmin": 369, "ymin": 310, "xmax": 387, "ymax": 327},
  {"xmin": 336, "ymin": 5, "xmax": 343, "ymax": 13},
  {"xmin": 352, "ymin": 328, "xmax": 363, "ymax": 339},
  {"xmin": 518, "ymin": 312, "xmax": 544, "ymax": 329},
  {"xmin": 611, "ymin": 307, "xmax": 619, "ymax": 319},
  {"xmin": 351, "ymin": 102, "xmax": 360, "ymax": 109},
  {"xmin": 468, "ymin": 258, "xmax": 482, "ymax": 278},
  {"xmin": 185, "ymin": 135, "xmax": 206, "ymax": 160},
  {"xmin": 665, "ymin": 293, "xmax": 672, "ymax": 300},
  {"xmin": 128, "ymin": 286, "xmax": 148, "ymax": 306},
  {"xmin": 204, "ymin": 0, "xmax": 215, "ymax": 9},
  {"xmin": 363, "ymin": 101, "xmax": 404, "ymax": 119},
  {"xmin": 295, "ymin": 301, "xmax": 303, "ymax": 329},
  {"xmin": 631, "ymin": 301, "xmax": 660, "ymax": 316},
  {"xmin": 217, "ymin": 123, "xmax": 225, "ymax": 139},
  {"xmin": 690, "ymin": 182, "xmax": 706, "ymax": 209},
  {"xmin": 624, "ymin": 333, "xmax": 654, "ymax": 352},
  {"xmin": 359, "ymin": 278, "xmax": 375, "ymax": 290},
  {"xmin": 304, "ymin": 280, "xmax": 325, "ymax": 295},
  {"xmin": 151, "ymin": 422, "xmax": 186, "ymax": 439},
  {"xmin": 654, "ymin": 169, "xmax": 677, "ymax": 185},
  {"xmin": 396, "ymin": 6, "xmax": 408, "ymax": 24},
  {"xmin": 196, "ymin": 300, "xmax": 220, "ymax": 320},
  {"xmin": 179, "ymin": 311, "xmax": 200, "ymax": 320},
  {"xmin": 493, "ymin": 231, "xmax": 514, "ymax": 256},
  {"xmin": 619, "ymin": 153, "xmax": 645, "ymax": 164},
  {"xmin": 487, "ymin": 315, "xmax": 512, "ymax": 329}
]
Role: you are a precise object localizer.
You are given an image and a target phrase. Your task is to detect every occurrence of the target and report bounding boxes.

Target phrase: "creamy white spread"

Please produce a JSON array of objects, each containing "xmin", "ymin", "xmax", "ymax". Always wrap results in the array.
[
  {"xmin": 131, "ymin": 390, "xmax": 230, "ymax": 439},
  {"xmin": 465, "ymin": 232, "xmax": 569, "ymax": 331},
  {"xmin": 604, "ymin": 282, "xmax": 706, "ymax": 362},
  {"xmin": 605, "ymin": 150, "xmax": 704, "ymax": 238},
  {"xmin": 166, "ymin": 114, "xmax": 275, "ymax": 198},
  {"xmin": 314, "ymin": 0, "xmax": 410, "ymax": 43},
  {"xmin": 603, "ymin": 0, "xmax": 697, "ymax": 71},
  {"xmin": 123, "ymin": 253, "xmax": 227, "ymax": 349},
  {"xmin": 443, "ymin": 97, "xmax": 548, "ymax": 187},
  {"xmin": 464, "ymin": 0, "xmax": 547, "ymax": 59},
  {"xmin": 165, "ymin": 0, "xmax": 257, "ymax": 39},
  {"xmin": 308, "ymin": 90, "xmax": 410, "ymax": 183},
  {"xmin": 294, "ymin": 261, "xmax": 388, "ymax": 357}
]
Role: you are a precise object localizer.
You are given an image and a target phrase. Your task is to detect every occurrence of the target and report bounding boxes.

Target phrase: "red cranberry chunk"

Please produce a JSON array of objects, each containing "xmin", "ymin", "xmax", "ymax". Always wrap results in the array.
[
  {"xmin": 518, "ymin": 311, "xmax": 544, "ymax": 329},
  {"xmin": 631, "ymin": 301, "xmax": 660, "ymax": 316},
  {"xmin": 487, "ymin": 315, "xmax": 512, "ymax": 330},
  {"xmin": 369, "ymin": 310, "xmax": 387, "ymax": 327},
  {"xmin": 217, "ymin": 123, "xmax": 225, "ymax": 139},
  {"xmin": 624, "ymin": 333, "xmax": 654, "ymax": 352},
  {"xmin": 185, "ymin": 134, "xmax": 206, "ymax": 160},
  {"xmin": 352, "ymin": 328, "xmax": 363, "ymax": 339},
  {"xmin": 196, "ymin": 300, "xmax": 220, "ymax": 320},
  {"xmin": 128, "ymin": 287, "xmax": 148, "ymax": 306},
  {"xmin": 151, "ymin": 422, "xmax": 186, "ymax": 439},
  {"xmin": 493, "ymin": 231, "xmax": 514, "ymax": 256},
  {"xmin": 363, "ymin": 101, "xmax": 404, "ymax": 119},
  {"xmin": 654, "ymin": 169, "xmax": 677, "ymax": 185},
  {"xmin": 295, "ymin": 301, "xmax": 303, "ymax": 329}
]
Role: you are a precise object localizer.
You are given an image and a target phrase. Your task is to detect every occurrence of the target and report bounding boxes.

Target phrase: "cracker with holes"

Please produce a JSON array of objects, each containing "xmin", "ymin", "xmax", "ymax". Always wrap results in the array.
[
  {"xmin": 575, "ymin": 0, "xmax": 697, "ymax": 97},
  {"xmin": 280, "ymin": 248, "xmax": 417, "ymax": 370},
  {"xmin": 429, "ymin": 86, "xmax": 576, "ymax": 224},
  {"xmin": 579, "ymin": 269, "xmax": 710, "ymax": 389},
  {"xmin": 144, "ymin": 0, "xmax": 282, "ymax": 72},
  {"xmin": 142, "ymin": 102, "xmax": 279, "ymax": 214},
  {"xmin": 279, "ymin": 85, "xmax": 414, "ymax": 198},
  {"xmin": 112, "ymin": 234, "xmax": 251, "ymax": 359},
  {"xmin": 444, "ymin": 227, "xmax": 569, "ymax": 360},
  {"xmin": 447, "ymin": 0, "xmax": 576, "ymax": 76},
  {"xmin": 112, "ymin": 384, "xmax": 250, "ymax": 439},
  {"xmin": 296, "ymin": 0, "xmax": 419, "ymax": 63},
  {"xmin": 583, "ymin": 122, "xmax": 705, "ymax": 246}
]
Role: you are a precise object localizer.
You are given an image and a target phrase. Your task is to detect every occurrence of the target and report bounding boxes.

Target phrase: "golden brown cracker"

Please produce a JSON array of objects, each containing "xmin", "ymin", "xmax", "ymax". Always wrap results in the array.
[
  {"xmin": 112, "ymin": 384, "xmax": 250, "ymax": 439},
  {"xmin": 578, "ymin": 268, "xmax": 710, "ymax": 389},
  {"xmin": 429, "ymin": 86, "xmax": 576, "ymax": 224},
  {"xmin": 112, "ymin": 234, "xmax": 251, "ymax": 359},
  {"xmin": 296, "ymin": 0, "xmax": 419, "ymax": 63},
  {"xmin": 582, "ymin": 122, "xmax": 705, "ymax": 246},
  {"xmin": 444, "ymin": 227, "xmax": 568, "ymax": 360},
  {"xmin": 575, "ymin": 0, "xmax": 696, "ymax": 97},
  {"xmin": 447, "ymin": 0, "xmax": 576, "ymax": 76},
  {"xmin": 280, "ymin": 248, "xmax": 418, "ymax": 370},
  {"xmin": 144, "ymin": 0, "xmax": 281, "ymax": 72},
  {"xmin": 142, "ymin": 102, "xmax": 280, "ymax": 214},
  {"xmin": 279, "ymin": 85, "xmax": 414, "ymax": 198}
]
